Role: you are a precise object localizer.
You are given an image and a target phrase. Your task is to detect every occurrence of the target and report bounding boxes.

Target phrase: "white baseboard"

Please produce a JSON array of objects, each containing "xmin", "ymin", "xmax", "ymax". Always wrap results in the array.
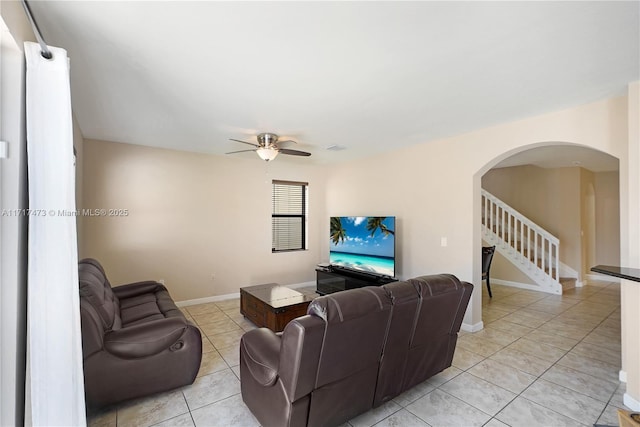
[
  {"xmin": 461, "ymin": 321, "xmax": 484, "ymax": 333},
  {"xmin": 620, "ymin": 370, "xmax": 627, "ymax": 383},
  {"xmin": 624, "ymin": 392, "xmax": 640, "ymax": 411},
  {"xmin": 619, "ymin": 370, "xmax": 640, "ymax": 411},
  {"xmin": 176, "ymin": 281, "xmax": 317, "ymax": 307},
  {"xmin": 575, "ymin": 280, "xmax": 584, "ymax": 288},
  {"xmin": 586, "ymin": 273, "xmax": 621, "ymax": 283}
]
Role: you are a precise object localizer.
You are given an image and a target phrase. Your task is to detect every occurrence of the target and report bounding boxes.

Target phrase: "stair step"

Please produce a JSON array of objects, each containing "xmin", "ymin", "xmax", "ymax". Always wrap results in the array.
[{"xmin": 559, "ymin": 277, "xmax": 576, "ymax": 291}]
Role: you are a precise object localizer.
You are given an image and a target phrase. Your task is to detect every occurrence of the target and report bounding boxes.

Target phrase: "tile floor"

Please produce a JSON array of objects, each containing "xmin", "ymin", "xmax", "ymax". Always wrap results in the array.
[{"xmin": 87, "ymin": 280, "xmax": 633, "ymax": 427}]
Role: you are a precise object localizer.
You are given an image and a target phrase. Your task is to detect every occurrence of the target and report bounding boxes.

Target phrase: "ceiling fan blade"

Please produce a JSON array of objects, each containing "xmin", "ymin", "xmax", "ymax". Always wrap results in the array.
[
  {"xmin": 279, "ymin": 148, "xmax": 311, "ymax": 157},
  {"xmin": 226, "ymin": 149, "xmax": 257, "ymax": 155},
  {"xmin": 230, "ymin": 138, "xmax": 260, "ymax": 148},
  {"xmin": 278, "ymin": 139, "xmax": 298, "ymax": 145}
]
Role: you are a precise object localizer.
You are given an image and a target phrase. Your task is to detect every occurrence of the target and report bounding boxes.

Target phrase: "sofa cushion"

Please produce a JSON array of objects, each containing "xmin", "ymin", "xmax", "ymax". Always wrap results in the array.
[
  {"xmin": 120, "ymin": 302, "xmax": 164, "ymax": 326},
  {"xmin": 402, "ymin": 274, "xmax": 473, "ymax": 390},
  {"xmin": 155, "ymin": 290, "xmax": 184, "ymax": 319},
  {"xmin": 119, "ymin": 293, "xmax": 157, "ymax": 309},
  {"xmin": 307, "ymin": 287, "xmax": 392, "ymax": 387},
  {"xmin": 408, "ymin": 274, "xmax": 467, "ymax": 347},
  {"xmin": 306, "ymin": 287, "xmax": 392, "ymax": 426},
  {"xmin": 117, "ymin": 284, "xmax": 184, "ymax": 326},
  {"xmin": 374, "ymin": 280, "xmax": 421, "ymax": 406}
]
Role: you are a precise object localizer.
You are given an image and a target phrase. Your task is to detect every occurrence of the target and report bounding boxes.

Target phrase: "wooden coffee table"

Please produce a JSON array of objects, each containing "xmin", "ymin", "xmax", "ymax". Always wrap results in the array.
[{"xmin": 240, "ymin": 283, "xmax": 315, "ymax": 332}]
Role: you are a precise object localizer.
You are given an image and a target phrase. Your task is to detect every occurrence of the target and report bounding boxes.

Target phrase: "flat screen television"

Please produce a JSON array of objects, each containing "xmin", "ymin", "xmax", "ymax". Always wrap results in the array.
[{"xmin": 329, "ymin": 216, "xmax": 396, "ymax": 277}]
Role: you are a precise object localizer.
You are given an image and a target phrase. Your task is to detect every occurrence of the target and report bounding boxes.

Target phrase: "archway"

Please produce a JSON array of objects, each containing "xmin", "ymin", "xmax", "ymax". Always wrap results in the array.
[{"xmin": 472, "ymin": 142, "xmax": 620, "ymax": 328}]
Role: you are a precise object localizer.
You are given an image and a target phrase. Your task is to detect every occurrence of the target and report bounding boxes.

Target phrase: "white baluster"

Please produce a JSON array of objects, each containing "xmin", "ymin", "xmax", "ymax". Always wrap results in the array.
[{"xmin": 481, "ymin": 190, "xmax": 561, "ymax": 290}]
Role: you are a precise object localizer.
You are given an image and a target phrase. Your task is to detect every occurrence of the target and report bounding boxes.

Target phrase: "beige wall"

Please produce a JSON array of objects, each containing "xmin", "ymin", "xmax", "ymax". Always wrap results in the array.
[{"xmin": 81, "ymin": 140, "xmax": 327, "ymax": 301}]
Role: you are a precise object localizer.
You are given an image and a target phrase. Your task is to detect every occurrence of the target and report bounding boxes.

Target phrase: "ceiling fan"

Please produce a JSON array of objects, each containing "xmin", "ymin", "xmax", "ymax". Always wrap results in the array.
[{"xmin": 226, "ymin": 133, "xmax": 311, "ymax": 162}]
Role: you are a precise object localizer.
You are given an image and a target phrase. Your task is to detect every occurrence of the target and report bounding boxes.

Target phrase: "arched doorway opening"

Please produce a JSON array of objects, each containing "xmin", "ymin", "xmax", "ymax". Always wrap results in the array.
[{"xmin": 473, "ymin": 142, "xmax": 620, "ymax": 324}]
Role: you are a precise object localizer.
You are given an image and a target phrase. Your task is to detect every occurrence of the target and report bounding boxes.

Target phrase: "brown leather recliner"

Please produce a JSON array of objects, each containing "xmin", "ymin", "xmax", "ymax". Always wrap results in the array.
[
  {"xmin": 240, "ymin": 274, "xmax": 473, "ymax": 427},
  {"xmin": 78, "ymin": 258, "xmax": 202, "ymax": 408}
]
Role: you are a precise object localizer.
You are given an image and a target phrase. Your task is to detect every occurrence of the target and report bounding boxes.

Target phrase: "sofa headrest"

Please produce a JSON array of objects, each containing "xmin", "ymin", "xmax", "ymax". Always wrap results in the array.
[
  {"xmin": 307, "ymin": 286, "xmax": 391, "ymax": 324},
  {"xmin": 406, "ymin": 274, "xmax": 471, "ymax": 346},
  {"xmin": 408, "ymin": 274, "xmax": 463, "ymax": 297},
  {"xmin": 382, "ymin": 280, "xmax": 419, "ymax": 304},
  {"xmin": 79, "ymin": 258, "xmax": 121, "ymax": 330}
]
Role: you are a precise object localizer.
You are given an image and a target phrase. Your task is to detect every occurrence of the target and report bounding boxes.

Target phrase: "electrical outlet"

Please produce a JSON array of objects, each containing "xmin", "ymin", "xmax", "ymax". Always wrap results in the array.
[
  {"xmin": 440, "ymin": 237, "xmax": 448, "ymax": 247},
  {"xmin": 159, "ymin": 279, "xmax": 165, "ymax": 285}
]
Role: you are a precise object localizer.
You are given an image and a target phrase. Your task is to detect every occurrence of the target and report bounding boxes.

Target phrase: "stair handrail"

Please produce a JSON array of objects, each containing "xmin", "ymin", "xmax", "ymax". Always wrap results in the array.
[
  {"xmin": 482, "ymin": 189, "xmax": 560, "ymax": 282},
  {"xmin": 482, "ymin": 190, "xmax": 559, "ymax": 245}
]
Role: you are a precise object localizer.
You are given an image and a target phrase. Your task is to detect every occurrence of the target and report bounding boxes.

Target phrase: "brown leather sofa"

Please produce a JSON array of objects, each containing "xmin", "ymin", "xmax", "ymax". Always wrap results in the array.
[
  {"xmin": 78, "ymin": 258, "xmax": 202, "ymax": 408},
  {"xmin": 240, "ymin": 274, "xmax": 473, "ymax": 427}
]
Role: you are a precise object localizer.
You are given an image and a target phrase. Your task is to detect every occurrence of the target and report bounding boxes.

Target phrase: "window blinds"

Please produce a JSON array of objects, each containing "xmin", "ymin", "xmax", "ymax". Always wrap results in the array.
[{"xmin": 272, "ymin": 181, "xmax": 307, "ymax": 251}]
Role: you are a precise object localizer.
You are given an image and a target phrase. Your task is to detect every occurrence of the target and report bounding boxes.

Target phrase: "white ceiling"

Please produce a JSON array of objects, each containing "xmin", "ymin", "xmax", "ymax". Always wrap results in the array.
[{"xmin": 29, "ymin": 1, "xmax": 639, "ymax": 166}]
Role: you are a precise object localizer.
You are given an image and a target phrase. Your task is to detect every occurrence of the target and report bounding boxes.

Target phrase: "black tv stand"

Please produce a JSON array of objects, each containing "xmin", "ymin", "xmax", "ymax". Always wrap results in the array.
[{"xmin": 316, "ymin": 266, "xmax": 397, "ymax": 295}]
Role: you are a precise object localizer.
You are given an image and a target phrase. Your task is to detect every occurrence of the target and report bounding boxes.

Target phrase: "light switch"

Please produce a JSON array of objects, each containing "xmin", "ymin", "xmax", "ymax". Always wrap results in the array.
[{"xmin": 441, "ymin": 237, "xmax": 448, "ymax": 247}]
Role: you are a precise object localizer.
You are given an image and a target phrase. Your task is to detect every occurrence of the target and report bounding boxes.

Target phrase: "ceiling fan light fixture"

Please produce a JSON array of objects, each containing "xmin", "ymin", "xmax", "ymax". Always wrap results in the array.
[
  {"xmin": 256, "ymin": 147, "xmax": 279, "ymax": 161},
  {"xmin": 228, "ymin": 133, "xmax": 310, "ymax": 160}
]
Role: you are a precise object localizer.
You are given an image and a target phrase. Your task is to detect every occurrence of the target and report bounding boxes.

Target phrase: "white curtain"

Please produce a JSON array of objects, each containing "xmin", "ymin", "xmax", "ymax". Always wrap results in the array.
[{"xmin": 25, "ymin": 42, "xmax": 86, "ymax": 426}]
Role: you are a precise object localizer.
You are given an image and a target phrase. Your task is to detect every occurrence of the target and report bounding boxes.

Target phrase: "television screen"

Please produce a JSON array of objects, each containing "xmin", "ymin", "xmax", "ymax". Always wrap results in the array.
[{"xmin": 329, "ymin": 216, "xmax": 395, "ymax": 277}]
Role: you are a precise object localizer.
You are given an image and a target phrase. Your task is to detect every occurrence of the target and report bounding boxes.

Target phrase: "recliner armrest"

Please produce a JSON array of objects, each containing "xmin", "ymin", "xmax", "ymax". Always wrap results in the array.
[
  {"xmin": 112, "ymin": 281, "xmax": 166, "ymax": 299},
  {"xmin": 104, "ymin": 317, "xmax": 188, "ymax": 358},
  {"xmin": 240, "ymin": 328, "xmax": 281, "ymax": 387}
]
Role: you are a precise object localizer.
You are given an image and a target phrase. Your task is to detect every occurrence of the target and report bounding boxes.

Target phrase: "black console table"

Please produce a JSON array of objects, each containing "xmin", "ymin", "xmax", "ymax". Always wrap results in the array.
[
  {"xmin": 316, "ymin": 267, "xmax": 397, "ymax": 295},
  {"xmin": 591, "ymin": 265, "xmax": 640, "ymax": 282}
]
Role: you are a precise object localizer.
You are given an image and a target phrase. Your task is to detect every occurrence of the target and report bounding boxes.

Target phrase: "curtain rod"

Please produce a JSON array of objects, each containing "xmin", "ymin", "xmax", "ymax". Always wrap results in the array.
[{"xmin": 21, "ymin": 0, "xmax": 52, "ymax": 59}]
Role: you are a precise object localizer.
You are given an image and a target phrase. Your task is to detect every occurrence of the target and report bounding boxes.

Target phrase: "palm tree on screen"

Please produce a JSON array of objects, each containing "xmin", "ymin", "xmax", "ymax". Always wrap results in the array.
[
  {"xmin": 366, "ymin": 217, "xmax": 395, "ymax": 237},
  {"xmin": 330, "ymin": 217, "xmax": 346, "ymax": 244}
]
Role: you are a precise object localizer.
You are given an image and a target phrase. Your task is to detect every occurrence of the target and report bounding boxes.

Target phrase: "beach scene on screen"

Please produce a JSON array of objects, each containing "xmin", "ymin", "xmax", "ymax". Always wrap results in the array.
[{"xmin": 329, "ymin": 216, "xmax": 395, "ymax": 276}]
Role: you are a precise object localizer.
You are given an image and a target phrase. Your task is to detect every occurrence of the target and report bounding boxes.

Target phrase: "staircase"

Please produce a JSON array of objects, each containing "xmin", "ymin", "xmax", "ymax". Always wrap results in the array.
[{"xmin": 481, "ymin": 189, "xmax": 568, "ymax": 295}]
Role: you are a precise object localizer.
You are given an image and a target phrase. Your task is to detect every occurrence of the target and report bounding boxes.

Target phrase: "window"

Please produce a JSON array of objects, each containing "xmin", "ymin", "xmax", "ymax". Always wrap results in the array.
[{"xmin": 272, "ymin": 180, "xmax": 308, "ymax": 252}]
